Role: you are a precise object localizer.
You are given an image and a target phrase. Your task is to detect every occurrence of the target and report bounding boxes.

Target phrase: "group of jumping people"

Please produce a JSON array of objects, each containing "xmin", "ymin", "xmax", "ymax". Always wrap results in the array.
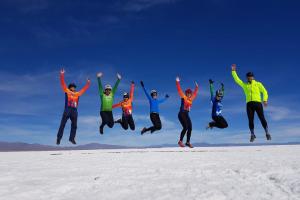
[{"xmin": 56, "ymin": 64, "xmax": 271, "ymax": 148}]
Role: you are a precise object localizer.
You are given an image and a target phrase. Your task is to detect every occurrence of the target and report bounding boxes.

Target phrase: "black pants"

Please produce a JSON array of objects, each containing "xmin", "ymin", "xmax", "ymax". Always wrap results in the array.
[
  {"xmin": 100, "ymin": 111, "xmax": 114, "ymax": 129},
  {"xmin": 117, "ymin": 114, "xmax": 135, "ymax": 130},
  {"xmin": 209, "ymin": 116, "xmax": 228, "ymax": 129},
  {"xmin": 57, "ymin": 108, "xmax": 78, "ymax": 141},
  {"xmin": 247, "ymin": 102, "xmax": 268, "ymax": 131},
  {"xmin": 178, "ymin": 111, "xmax": 192, "ymax": 143},
  {"xmin": 144, "ymin": 113, "xmax": 162, "ymax": 133}
]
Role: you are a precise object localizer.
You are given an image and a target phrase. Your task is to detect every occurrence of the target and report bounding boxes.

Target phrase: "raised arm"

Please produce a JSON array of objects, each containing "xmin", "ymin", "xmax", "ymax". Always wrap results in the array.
[
  {"xmin": 112, "ymin": 102, "xmax": 122, "ymax": 109},
  {"xmin": 221, "ymin": 83, "xmax": 225, "ymax": 97},
  {"xmin": 129, "ymin": 81, "xmax": 135, "ymax": 101},
  {"xmin": 60, "ymin": 69, "xmax": 69, "ymax": 93},
  {"xmin": 158, "ymin": 94, "xmax": 169, "ymax": 104},
  {"xmin": 97, "ymin": 72, "xmax": 103, "ymax": 96},
  {"xmin": 78, "ymin": 79, "xmax": 91, "ymax": 96},
  {"xmin": 176, "ymin": 77, "xmax": 185, "ymax": 98},
  {"xmin": 191, "ymin": 81, "xmax": 199, "ymax": 100},
  {"xmin": 112, "ymin": 73, "xmax": 121, "ymax": 94},
  {"xmin": 209, "ymin": 79, "xmax": 214, "ymax": 101},
  {"xmin": 141, "ymin": 81, "xmax": 151, "ymax": 100},
  {"xmin": 231, "ymin": 64, "xmax": 245, "ymax": 87}
]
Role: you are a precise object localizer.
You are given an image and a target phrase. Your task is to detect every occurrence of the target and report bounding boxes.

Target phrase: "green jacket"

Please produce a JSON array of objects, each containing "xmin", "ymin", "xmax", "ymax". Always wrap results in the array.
[
  {"xmin": 97, "ymin": 77, "xmax": 120, "ymax": 111},
  {"xmin": 232, "ymin": 71, "xmax": 268, "ymax": 103}
]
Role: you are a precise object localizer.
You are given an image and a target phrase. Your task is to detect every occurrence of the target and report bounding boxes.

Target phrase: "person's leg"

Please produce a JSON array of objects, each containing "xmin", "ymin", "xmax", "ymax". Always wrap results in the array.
[
  {"xmin": 128, "ymin": 115, "xmax": 135, "ymax": 131},
  {"xmin": 178, "ymin": 112, "xmax": 188, "ymax": 141},
  {"xmin": 151, "ymin": 113, "xmax": 162, "ymax": 133},
  {"xmin": 247, "ymin": 102, "xmax": 255, "ymax": 134},
  {"xmin": 57, "ymin": 111, "xmax": 70, "ymax": 143},
  {"xmin": 106, "ymin": 111, "xmax": 114, "ymax": 128},
  {"xmin": 255, "ymin": 103, "xmax": 271, "ymax": 140},
  {"xmin": 214, "ymin": 116, "xmax": 228, "ymax": 129},
  {"xmin": 100, "ymin": 111, "xmax": 108, "ymax": 134},
  {"xmin": 120, "ymin": 114, "xmax": 129, "ymax": 130},
  {"xmin": 186, "ymin": 113, "xmax": 193, "ymax": 144},
  {"xmin": 69, "ymin": 109, "xmax": 78, "ymax": 144}
]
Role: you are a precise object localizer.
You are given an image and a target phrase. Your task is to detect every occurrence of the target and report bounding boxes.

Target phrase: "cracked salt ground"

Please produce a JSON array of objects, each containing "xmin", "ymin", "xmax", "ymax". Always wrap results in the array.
[{"xmin": 0, "ymin": 145, "xmax": 299, "ymax": 200}]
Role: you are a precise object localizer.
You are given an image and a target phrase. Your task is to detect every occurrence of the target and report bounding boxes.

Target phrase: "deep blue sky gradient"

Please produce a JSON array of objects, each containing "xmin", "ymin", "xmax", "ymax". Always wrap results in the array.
[{"xmin": 0, "ymin": 0, "xmax": 299, "ymax": 146}]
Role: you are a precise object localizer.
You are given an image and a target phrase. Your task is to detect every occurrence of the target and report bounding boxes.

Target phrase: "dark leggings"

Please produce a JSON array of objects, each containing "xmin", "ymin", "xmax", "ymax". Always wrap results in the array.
[
  {"xmin": 178, "ymin": 111, "xmax": 192, "ymax": 143},
  {"xmin": 57, "ymin": 108, "xmax": 78, "ymax": 141},
  {"xmin": 247, "ymin": 102, "xmax": 268, "ymax": 131},
  {"xmin": 100, "ymin": 111, "xmax": 114, "ymax": 129},
  {"xmin": 209, "ymin": 116, "xmax": 228, "ymax": 129},
  {"xmin": 144, "ymin": 113, "xmax": 162, "ymax": 133},
  {"xmin": 117, "ymin": 114, "xmax": 135, "ymax": 131}
]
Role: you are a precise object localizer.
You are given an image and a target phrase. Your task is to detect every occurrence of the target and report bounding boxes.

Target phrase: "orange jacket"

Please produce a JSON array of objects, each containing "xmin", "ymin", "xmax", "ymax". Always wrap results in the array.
[
  {"xmin": 176, "ymin": 80, "xmax": 198, "ymax": 112},
  {"xmin": 60, "ymin": 72, "xmax": 90, "ymax": 108},
  {"xmin": 113, "ymin": 83, "xmax": 134, "ymax": 115}
]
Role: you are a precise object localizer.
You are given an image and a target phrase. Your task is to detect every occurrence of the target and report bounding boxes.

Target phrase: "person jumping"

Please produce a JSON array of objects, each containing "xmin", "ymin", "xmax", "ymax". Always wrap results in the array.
[
  {"xmin": 57, "ymin": 68, "xmax": 90, "ymax": 145},
  {"xmin": 113, "ymin": 81, "xmax": 135, "ymax": 131},
  {"xmin": 140, "ymin": 81, "xmax": 169, "ymax": 135},
  {"xmin": 176, "ymin": 76, "xmax": 199, "ymax": 148},
  {"xmin": 97, "ymin": 72, "xmax": 121, "ymax": 134},
  {"xmin": 231, "ymin": 64, "xmax": 271, "ymax": 142},
  {"xmin": 207, "ymin": 79, "xmax": 228, "ymax": 130}
]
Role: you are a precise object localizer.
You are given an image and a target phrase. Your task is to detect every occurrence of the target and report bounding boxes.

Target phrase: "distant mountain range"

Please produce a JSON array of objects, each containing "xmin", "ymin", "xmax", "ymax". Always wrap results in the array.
[{"xmin": 0, "ymin": 141, "xmax": 299, "ymax": 152}]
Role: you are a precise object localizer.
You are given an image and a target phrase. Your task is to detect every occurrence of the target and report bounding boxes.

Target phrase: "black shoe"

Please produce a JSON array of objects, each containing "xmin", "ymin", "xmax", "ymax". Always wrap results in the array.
[
  {"xmin": 141, "ymin": 127, "xmax": 147, "ymax": 135},
  {"xmin": 185, "ymin": 143, "xmax": 194, "ymax": 148},
  {"xmin": 56, "ymin": 138, "xmax": 61, "ymax": 145},
  {"xmin": 69, "ymin": 139, "xmax": 77, "ymax": 145},
  {"xmin": 266, "ymin": 134, "xmax": 272, "ymax": 141},
  {"xmin": 99, "ymin": 126, "xmax": 104, "ymax": 135},
  {"xmin": 250, "ymin": 134, "xmax": 256, "ymax": 143}
]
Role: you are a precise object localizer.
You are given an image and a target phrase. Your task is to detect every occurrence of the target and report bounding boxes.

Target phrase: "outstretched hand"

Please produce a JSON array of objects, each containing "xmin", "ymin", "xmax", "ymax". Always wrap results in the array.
[
  {"xmin": 60, "ymin": 68, "xmax": 65, "ymax": 74},
  {"xmin": 87, "ymin": 78, "xmax": 91, "ymax": 83},
  {"xmin": 231, "ymin": 64, "xmax": 237, "ymax": 71},
  {"xmin": 209, "ymin": 79, "xmax": 214, "ymax": 84},
  {"xmin": 176, "ymin": 76, "xmax": 180, "ymax": 82},
  {"xmin": 221, "ymin": 83, "xmax": 224, "ymax": 88},
  {"xmin": 140, "ymin": 81, "xmax": 144, "ymax": 87},
  {"xmin": 131, "ymin": 81, "xmax": 135, "ymax": 84},
  {"xmin": 97, "ymin": 72, "xmax": 103, "ymax": 78},
  {"xmin": 117, "ymin": 73, "xmax": 122, "ymax": 80},
  {"xmin": 195, "ymin": 81, "xmax": 198, "ymax": 87}
]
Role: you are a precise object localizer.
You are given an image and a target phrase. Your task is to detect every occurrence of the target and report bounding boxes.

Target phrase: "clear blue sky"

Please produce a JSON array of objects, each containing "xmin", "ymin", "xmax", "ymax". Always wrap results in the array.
[{"xmin": 0, "ymin": 0, "xmax": 299, "ymax": 146}]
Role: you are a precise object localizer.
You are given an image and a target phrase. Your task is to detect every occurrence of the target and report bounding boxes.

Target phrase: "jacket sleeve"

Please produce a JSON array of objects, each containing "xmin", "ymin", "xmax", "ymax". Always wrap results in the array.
[
  {"xmin": 221, "ymin": 83, "xmax": 225, "ymax": 97},
  {"xmin": 60, "ymin": 72, "xmax": 70, "ymax": 93},
  {"xmin": 259, "ymin": 82, "xmax": 268, "ymax": 102},
  {"xmin": 209, "ymin": 83, "xmax": 214, "ymax": 101},
  {"xmin": 232, "ymin": 71, "xmax": 245, "ymax": 88},
  {"xmin": 191, "ymin": 84, "xmax": 199, "ymax": 101},
  {"xmin": 158, "ymin": 97, "xmax": 168, "ymax": 104},
  {"xmin": 97, "ymin": 77, "xmax": 103, "ymax": 97},
  {"xmin": 78, "ymin": 80, "xmax": 90, "ymax": 96},
  {"xmin": 129, "ymin": 83, "xmax": 135, "ymax": 101},
  {"xmin": 176, "ymin": 81, "xmax": 185, "ymax": 98},
  {"xmin": 112, "ymin": 79, "xmax": 121, "ymax": 94},
  {"xmin": 142, "ymin": 86, "xmax": 151, "ymax": 101},
  {"xmin": 112, "ymin": 102, "xmax": 122, "ymax": 109}
]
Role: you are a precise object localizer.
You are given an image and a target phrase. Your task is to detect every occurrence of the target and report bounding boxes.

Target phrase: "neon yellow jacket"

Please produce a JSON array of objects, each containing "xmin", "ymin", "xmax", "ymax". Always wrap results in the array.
[{"xmin": 232, "ymin": 71, "xmax": 268, "ymax": 103}]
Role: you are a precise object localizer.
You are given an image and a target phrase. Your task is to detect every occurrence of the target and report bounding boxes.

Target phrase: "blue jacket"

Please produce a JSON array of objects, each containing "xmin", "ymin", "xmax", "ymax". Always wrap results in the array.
[
  {"xmin": 210, "ymin": 83, "xmax": 224, "ymax": 117},
  {"xmin": 211, "ymin": 98, "xmax": 223, "ymax": 117},
  {"xmin": 142, "ymin": 87, "xmax": 167, "ymax": 114}
]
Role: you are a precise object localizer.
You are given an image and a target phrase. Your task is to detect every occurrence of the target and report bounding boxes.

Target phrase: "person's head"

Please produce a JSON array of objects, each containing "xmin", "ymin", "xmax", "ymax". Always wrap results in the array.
[
  {"xmin": 123, "ymin": 92, "xmax": 129, "ymax": 101},
  {"xmin": 215, "ymin": 90, "xmax": 224, "ymax": 101},
  {"xmin": 185, "ymin": 88, "xmax": 193, "ymax": 98},
  {"xmin": 151, "ymin": 90, "xmax": 158, "ymax": 99},
  {"xmin": 68, "ymin": 83, "xmax": 77, "ymax": 92},
  {"xmin": 246, "ymin": 72, "xmax": 255, "ymax": 83},
  {"xmin": 104, "ymin": 84, "xmax": 112, "ymax": 96}
]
